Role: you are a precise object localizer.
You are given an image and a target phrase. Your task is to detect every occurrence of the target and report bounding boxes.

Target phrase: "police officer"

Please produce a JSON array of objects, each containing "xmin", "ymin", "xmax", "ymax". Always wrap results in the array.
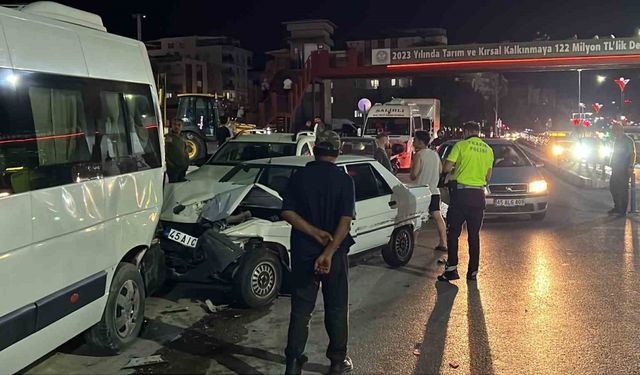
[
  {"xmin": 439, "ymin": 122, "xmax": 494, "ymax": 282},
  {"xmin": 281, "ymin": 130, "xmax": 355, "ymax": 375},
  {"xmin": 609, "ymin": 123, "xmax": 636, "ymax": 216},
  {"xmin": 165, "ymin": 119, "xmax": 189, "ymax": 183}
]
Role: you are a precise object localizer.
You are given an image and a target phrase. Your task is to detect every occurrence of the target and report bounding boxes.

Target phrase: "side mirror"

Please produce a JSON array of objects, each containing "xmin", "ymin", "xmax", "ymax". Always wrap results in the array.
[{"xmin": 536, "ymin": 162, "xmax": 544, "ymax": 168}]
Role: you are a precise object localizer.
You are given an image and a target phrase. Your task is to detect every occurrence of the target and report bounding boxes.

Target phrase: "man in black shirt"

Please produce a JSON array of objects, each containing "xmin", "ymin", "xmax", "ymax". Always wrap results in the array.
[
  {"xmin": 282, "ymin": 130, "xmax": 355, "ymax": 375},
  {"xmin": 215, "ymin": 123, "xmax": 231, "ymax": 147},
  {"xmin": 609, "ymin": 123, "xmax": 636, "ymax": 216},
  {"xmin": 373, "ymin": 133, "xmax": 393, "ymax": 172}
]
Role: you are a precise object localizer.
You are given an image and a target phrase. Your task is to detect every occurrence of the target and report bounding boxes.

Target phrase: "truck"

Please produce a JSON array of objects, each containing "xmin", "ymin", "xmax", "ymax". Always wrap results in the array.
[
  {"xmin": 174, "ymin": 94, "xmax": 256, "ymax": 163},
  {"xmin": 363, "ymin": 98, "xmax": 440, "ymax": 170}
]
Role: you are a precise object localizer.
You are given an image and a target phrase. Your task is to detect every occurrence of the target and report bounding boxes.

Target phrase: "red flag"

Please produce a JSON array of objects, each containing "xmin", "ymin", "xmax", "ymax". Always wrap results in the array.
[
  {"xmin": 614, "ymin": 77, "xmax": 630, "ymax": 92},
  {"xmin": 592, "ymin": 103, "xmax": 603, "ymax": 113}
]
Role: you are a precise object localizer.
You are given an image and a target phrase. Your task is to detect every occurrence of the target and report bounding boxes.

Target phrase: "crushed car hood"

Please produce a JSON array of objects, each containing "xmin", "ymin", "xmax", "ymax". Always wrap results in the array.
[{"xmin": 161, "ymin": 182, "xmax": 282, "ymax": 224}]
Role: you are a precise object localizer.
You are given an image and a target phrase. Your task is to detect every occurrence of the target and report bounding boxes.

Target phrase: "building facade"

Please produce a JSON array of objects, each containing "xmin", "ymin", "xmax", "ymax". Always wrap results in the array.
[
  {"xmin": 147, "ymin": 36, "xmax": 253, "ymax": 104},
  {"xmin": 331, "ymin": 29, "xmax": 448, "ymax": 124}
]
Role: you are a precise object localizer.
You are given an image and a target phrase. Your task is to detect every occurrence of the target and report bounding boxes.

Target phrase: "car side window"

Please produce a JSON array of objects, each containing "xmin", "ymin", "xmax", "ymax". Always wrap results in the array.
[
  {"xmin": 300, "ymin": 143, "xmax": 311, "ymax": 156},
  {"xmin": 347, "ymin": 163, "xmax": 391, "ymax": 201},
  {"xmin": 257, "ymin": 166, "xmax": 297, "ymax": 196}
]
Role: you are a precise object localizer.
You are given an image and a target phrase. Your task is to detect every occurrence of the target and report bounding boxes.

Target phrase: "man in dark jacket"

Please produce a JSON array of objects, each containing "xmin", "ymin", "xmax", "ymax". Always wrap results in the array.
[
  {"xmin": 281, "ymin": 130, "xmax": 355, "ymax": 375},
  {"xmin": 373, "ymin": 133, "xmax": 393, "ymax": 172},
  {"xmin": 165, "ymin": 119, "xmax": 189, "ymax": 183},
  {"xmin": 609, "ymin": 123, "xmax": 637, "ymax": 216}
]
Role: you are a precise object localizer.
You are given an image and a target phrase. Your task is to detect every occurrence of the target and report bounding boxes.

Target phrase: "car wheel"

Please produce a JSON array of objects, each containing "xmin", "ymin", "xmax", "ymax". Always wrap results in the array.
[
  {"xmin": 234, "ymin": 250, "xmax": 282, "ymax": 308},
  {"xmin": 183, "ymin": 132, "xmax": 206, "ymax": 163},
  {"xmin": 382, "ymin": 226, "xmax": 414, "ymax": 267},
  {"xmin": 85, "ymin": 262, "xmax": 145, "ymax": 353},
  {"xmin": 531, "ymin": 212, "xmax": 546, "ymax": 221}
]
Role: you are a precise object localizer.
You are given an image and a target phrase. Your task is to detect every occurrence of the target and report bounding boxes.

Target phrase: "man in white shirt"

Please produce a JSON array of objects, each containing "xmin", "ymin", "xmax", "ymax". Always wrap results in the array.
[{"xmin": 410, "ymin": 130, "xmax": 447, "ymax": 251}]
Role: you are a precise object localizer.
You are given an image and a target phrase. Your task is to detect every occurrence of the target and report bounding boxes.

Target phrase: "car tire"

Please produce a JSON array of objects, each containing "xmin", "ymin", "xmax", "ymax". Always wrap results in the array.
[
  {"xmin": 85, "ymin": 262, "xmax": 145, "ymax": 353},
  {"xmin": 234, "ymin": 250, "xmax": 282, "ymax": 308},
  {"xmin": 531, "ymin": 212, "xmax": 546, "ymax": 221},
  {"xmin": 183, "ymin": 132, "xmax": 206, "ymax": 163},
  {"xmin": 382, "ymin": 226, "xmax": 415, "ymax": 267}
]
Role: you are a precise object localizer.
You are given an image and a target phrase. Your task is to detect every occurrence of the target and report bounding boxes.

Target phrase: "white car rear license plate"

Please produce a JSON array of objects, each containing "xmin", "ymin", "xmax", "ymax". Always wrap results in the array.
[
  {"xmin": 495, "ymin": 199, "xmax": 526, "ymax": 207},
  {"xmin": 166, "ymin": 229, "xmax": 198, "ymax": 248}
]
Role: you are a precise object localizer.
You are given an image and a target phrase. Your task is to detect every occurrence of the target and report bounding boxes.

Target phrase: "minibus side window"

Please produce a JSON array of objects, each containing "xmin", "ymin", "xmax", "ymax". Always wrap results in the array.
[{"xmin": 0, "ymin": 68, "xmax": 161, "ymax": 196}]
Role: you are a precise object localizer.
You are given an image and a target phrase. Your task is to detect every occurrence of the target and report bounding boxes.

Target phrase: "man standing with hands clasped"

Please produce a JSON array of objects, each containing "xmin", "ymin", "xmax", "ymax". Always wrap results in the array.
[
  {"xmin": 439, "ymin": 122, "xmax": 494, "ymax": 282},
  {"xmin": 281, "ymin": 130, "xmax": 355, "ymax": 375}
]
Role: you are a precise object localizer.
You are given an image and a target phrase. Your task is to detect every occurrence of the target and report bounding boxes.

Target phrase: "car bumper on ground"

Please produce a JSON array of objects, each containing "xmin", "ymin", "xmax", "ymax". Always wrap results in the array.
[{"xmin": 485, "ymin": 195, "xmax": 548, "ymax": 215}]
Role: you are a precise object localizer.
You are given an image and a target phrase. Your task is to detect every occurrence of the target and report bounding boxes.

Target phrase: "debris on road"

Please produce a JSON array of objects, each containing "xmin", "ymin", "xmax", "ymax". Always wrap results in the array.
[
  {"xmin": 449, "ymin": 361, "xmax": 460, "ymax": 369},
  {"xmin": 160, "ymin": 307, "xmax": 189, "ymax": 315},
  {"xmin": 413, "ymin": 343, "xmax": 421, "ymax": 356},
  {"xmin": 204, "ymin": 299, "xmax": 228, "ymax": 313},
  {"xmin": 233, "ymin": 314, "xmax": 242, "ymax": 318},
  {"xmin": 122, "ymin": 355, "xmax": 166, "ymax": 369}
]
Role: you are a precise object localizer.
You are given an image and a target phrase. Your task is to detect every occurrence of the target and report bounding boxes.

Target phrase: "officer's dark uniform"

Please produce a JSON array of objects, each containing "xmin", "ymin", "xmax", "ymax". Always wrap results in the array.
[
  {"xmin": 610, "ymin": 133, "xmax": 636, "ymax": 215},
  {"xmin": 281, "ymin": 138, "xmax": 355, "ymax": 368},
  {"xmin": 165, "ymin": 132, "xmax": 189, "ymax": 183},
  {"xmin": 441, "ymin": 136, "xmax": 494, "ymax": 280}
]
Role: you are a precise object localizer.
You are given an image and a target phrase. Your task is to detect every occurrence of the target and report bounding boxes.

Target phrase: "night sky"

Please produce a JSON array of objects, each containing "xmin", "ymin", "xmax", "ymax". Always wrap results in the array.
[
  {"xmin": 9, "ymin": 0, "xmax": 640, "ymax": 55},
  {"xmin": 7, "ymin": 0, "xmax": 640, "ymax": 128}
]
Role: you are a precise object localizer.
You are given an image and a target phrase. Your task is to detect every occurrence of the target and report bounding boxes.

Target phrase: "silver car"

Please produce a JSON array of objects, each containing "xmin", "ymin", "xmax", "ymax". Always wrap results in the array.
[{"xmin": 438, "ymin": 139, "xmax": 549, "ymax": 220}]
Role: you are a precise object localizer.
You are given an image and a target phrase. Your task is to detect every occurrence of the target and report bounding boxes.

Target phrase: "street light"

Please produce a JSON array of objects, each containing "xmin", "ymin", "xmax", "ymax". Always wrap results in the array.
[{"xmin": 596, "ymin": 75, "xmax": 607, "ymax": 84}]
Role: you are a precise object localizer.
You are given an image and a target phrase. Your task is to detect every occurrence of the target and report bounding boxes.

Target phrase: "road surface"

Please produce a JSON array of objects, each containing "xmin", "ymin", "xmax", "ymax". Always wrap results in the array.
[{"xmin": 24, "ymin": 170, "xmax": 640, "ymax": 374}]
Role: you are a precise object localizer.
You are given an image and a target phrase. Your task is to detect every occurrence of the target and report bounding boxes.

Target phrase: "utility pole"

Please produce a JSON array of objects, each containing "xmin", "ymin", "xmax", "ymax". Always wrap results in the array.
[{"xmin": 132, "ymin": 13, "xmax": 146, "ymax": 41}]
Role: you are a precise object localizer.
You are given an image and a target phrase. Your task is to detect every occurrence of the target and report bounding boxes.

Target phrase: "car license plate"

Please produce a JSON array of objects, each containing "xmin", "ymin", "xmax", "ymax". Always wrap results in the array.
[
  {"xmin": 495, "ymin": 199, "xmax": 526, "ymax": 207},
  {"xmin": 166, "ymin": 228, "xmax": 198, "ymax": 248}
]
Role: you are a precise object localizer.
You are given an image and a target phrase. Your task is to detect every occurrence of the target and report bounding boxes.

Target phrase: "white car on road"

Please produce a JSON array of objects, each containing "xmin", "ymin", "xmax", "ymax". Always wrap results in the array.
[{"xmin": 158, "ymin": 156, "xmax": 431, "ymax": 307}]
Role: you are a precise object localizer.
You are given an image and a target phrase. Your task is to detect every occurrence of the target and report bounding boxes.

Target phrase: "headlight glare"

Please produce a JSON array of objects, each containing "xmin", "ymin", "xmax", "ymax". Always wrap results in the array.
[{"xmin": 528, "ymin": 179, "xmax": 548, "ymax": 194}]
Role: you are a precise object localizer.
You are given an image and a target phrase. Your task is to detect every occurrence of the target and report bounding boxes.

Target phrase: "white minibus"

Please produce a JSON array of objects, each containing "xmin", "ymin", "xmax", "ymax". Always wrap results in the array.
[{"xmin": 0, "ymin": 3, "xmax": 164, "ymax": 373}]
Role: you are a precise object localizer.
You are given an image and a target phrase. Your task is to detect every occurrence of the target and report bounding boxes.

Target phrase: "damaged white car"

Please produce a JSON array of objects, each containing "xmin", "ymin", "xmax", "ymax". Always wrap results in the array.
[{"xmin": 158, "ymin": 155, "xmax": 430, "ymax": 308}]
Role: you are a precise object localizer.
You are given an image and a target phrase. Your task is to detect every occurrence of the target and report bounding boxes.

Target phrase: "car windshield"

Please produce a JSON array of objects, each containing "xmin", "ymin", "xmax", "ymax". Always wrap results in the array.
[
  {"xmin": 491, "ymin": 144, "xmax": 531, "ymax": 167},
  {"xmin": 341, "ymin": 139, "xmax": 376, "ymax": 156},
  {"xmin": 221, "ymin": 165, "xmax": 300, "ymax": 196},
  {"xmin": 208, "ymin": 142, "xmax": 297, "ymax": 165},
  {"xmin": 439, "ymin": 142, "xmax": 531, "ymax": 168},
  {"xmin": 364, "ymin": 117, "xmax": 410, "ymax": 136}
]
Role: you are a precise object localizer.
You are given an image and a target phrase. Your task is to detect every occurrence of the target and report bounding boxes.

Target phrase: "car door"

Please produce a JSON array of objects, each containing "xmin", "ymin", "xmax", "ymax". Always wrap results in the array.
[{"xmin": 346, "ymin": 163, "xmax": 396, "ymax": 254}]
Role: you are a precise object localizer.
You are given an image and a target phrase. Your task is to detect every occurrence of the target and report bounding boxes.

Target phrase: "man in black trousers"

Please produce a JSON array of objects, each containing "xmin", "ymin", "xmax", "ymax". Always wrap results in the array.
[
  {"xmin": 281, "ymin": 130, "xmax": 355, "ymax": 375},
  {"xmin": 609, "ymin": 123, "xmax": 636, "ymax": 216}
]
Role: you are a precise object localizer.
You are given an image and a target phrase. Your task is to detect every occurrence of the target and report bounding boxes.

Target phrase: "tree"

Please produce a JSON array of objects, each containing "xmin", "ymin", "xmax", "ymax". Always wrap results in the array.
[{"xmin": 462, "ymin": 73, "xmax": 509, "ymax": 135}]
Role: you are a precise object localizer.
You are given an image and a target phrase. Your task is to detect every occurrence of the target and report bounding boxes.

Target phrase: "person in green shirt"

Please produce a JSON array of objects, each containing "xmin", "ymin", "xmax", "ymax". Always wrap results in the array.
[
  {"xmin": 438, "ymin": 121, "xmax": 494, "ymax": 282},
  {"xmin": 165, "ymin": 119, "xmax": 189, "ymax": 183}
]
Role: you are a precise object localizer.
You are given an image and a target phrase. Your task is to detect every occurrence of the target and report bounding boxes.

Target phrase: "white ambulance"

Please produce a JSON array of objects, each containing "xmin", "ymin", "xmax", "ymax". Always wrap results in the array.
[{"xmin": 363, "ymin": 98, "xmax": 440, "ymax": 169}]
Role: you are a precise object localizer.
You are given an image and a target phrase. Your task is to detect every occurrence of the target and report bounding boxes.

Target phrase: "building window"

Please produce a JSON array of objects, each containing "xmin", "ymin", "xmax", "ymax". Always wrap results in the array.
[
  {"xmin": 167, "ymin": 42, "xmax": 174, "ymax": 49},
  {"xmin": 391, "ymin": 78, "xmax": 397, "ymax": 87},
  {"xmin": 370, "ymin": 79, "xmax": 379, "ymax": 90},
  {"xmin": 331, "ymin": 96, "xmax": 334, "ymax": 104}
]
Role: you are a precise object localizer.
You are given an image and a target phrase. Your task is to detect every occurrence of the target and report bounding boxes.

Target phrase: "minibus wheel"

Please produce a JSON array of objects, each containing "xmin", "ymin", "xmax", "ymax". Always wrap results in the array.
[{"xmin": 85, "ymin": 262, "xmax": 145, "ymax": 353}]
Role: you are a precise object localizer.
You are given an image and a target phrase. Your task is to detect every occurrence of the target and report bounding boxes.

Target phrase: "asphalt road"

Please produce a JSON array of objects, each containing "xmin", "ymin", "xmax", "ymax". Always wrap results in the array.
[{"xmin": 24, "ymin": 170, "xmax": 640, "ymax": 375}]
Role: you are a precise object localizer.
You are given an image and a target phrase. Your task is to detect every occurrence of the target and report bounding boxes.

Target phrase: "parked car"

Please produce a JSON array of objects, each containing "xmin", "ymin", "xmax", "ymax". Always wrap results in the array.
[
  {"xmin": 158, "ymin": 155, "xmax": 430, "ymax": 307},
  {"xmin": 438, "ymin": 139, "xmax": 548, "ymax": 220},
  {"xmin": 164, "ymin": 132, "xmax": 317, "ymax": 210}
]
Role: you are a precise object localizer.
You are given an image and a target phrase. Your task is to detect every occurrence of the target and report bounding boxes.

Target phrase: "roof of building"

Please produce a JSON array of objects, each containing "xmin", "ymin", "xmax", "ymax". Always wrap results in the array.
[{"xmin": 282, "ymin": 19, "xmax": 337, "ymax": 29}]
